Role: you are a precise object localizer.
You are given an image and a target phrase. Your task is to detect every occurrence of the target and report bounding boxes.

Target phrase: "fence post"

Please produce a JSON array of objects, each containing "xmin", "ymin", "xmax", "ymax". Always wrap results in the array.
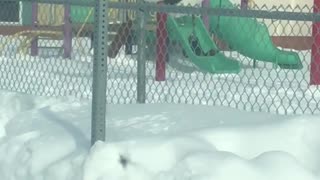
[
  {"xmin": 137, "ymin": 7, "xmax": 146, "ymax": 103},
  {"xmin": 91, "ymin": 0, "xmax": 108, "ymax": 146},
  {"xmin": 311, "ymin": 0, "xmax": 320, "ymax": 85}
]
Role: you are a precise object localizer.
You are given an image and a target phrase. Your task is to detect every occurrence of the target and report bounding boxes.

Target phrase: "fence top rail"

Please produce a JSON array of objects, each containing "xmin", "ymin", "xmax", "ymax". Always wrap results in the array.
[
  {"xmin": 3, "ymin": 0, "xmax": 94, "ymax": 6},
  {"xmin": 110, "ymin": 2, "xmax": 320, "ymax": 22},
  {"xmin": 3, "ymin": 0, "xmax": 320, "ymax": 22}
]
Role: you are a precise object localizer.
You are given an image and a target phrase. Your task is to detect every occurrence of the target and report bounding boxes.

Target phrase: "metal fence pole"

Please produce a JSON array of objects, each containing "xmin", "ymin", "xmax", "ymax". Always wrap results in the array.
[
  {"xmin": 137, "ymin": 8, "xmax": 146, "ymax": 103},
  {"xmin": 91, "ymin": 0, "xmax": 108, "ymax": 146}
]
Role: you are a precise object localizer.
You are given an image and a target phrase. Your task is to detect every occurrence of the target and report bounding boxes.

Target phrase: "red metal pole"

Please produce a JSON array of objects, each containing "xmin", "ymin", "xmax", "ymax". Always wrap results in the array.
[
  {"xmin": 155, "ymin": 2, "xmax": 167, "ymax": 81},
  {"xmin": 31, "ymin": 2, "xmax": 38, "ymax": 56},
  {"xmin": 311, "ymin": 0, "xmax": 320, "ymax": 85},
  {"xmin": 202, "ymin": 0, "xmax": 209, "ymax": 30},
  {"xmin": 63, "ymin": 3, "xmax": 72, "ymax": 59},
  {"xmin": 241, "ymin": 0, "xmax": 248, "ymax": 9}
]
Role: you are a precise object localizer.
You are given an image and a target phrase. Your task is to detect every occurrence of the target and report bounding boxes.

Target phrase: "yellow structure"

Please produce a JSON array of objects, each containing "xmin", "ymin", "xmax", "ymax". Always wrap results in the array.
[
  {"xmin": 37, "ymin": 4, "xmax": 65, "ymax": 26},
  {"xmin": 36, "ymin": 1, "xmax": 128, "ymax": 26}
]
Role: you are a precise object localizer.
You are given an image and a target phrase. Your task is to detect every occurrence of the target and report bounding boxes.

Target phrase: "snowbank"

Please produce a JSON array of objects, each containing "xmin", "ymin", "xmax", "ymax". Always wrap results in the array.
[{"xmin": 0, "ymin": 91, "xmax": 319, "ymax": 180}]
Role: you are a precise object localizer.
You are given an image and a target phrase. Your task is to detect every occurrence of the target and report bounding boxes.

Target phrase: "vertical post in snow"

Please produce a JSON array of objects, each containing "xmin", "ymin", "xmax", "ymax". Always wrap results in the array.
[
  {"xmin": 137, "ymin": 7, "xmax": 147, "ymax": 103},
  {"xmin": 202, "ymin": 0, "xmax": 209, "ymax": 30},
  {"xmin": 91, "ymin": 0, "xmax": 108, "ymax": 146},
  {"xmin": 31, "ymin": 2, "xmax": 38, "ymax": 56},
  {"xmin": 63, "ymin": 2, "xmax": 72, "ymax": 59},
  {"xmin": 311, "ymin": 0, "xmax": 320, "ymax": 85},
  {"xmin": 155, "ymin": 1, "xmax": 167, "ymax": 81}
]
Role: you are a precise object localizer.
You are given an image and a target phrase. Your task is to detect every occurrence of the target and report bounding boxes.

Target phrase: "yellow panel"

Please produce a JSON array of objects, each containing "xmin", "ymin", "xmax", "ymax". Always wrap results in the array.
[
  {"xmin": 37, "ymin": 0, "xmax": 139, "ymax": 25},
  {"xmin": 37, "ymin": 4, "xmax": 64, "ymax": 26},
  {"xmin": 108, "ymin": 0, "xmax": 119, "ymax": 22}
]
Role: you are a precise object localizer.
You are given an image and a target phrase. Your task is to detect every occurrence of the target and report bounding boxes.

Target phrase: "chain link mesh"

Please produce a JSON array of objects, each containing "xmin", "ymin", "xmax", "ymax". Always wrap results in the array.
[
  {"xmin": 1, "ymin": 0, "xmax": 320, "ymax": 115},
  {"xmin": 0, "ymin": 0, "xmax": 94, "ymax": 99},
  {"xmin": 106, "ymin": 1, "xmax": 320, "ymax": 115}
]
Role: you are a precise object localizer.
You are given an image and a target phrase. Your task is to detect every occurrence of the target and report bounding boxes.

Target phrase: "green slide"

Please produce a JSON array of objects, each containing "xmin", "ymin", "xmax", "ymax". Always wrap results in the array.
[
  {"xmin": 208, "ymin": 0, "xmax": 302, "ymax": 69},
  {"xmin": 166, "ymin": 15, "xmax": 241, "ymax": 74}
]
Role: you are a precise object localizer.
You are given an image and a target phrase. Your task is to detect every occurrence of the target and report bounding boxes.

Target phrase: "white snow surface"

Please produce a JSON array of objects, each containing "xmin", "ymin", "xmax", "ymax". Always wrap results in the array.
[{"xmin": 0, "ymin": 91, "xmax": 320, "ymax": 180}]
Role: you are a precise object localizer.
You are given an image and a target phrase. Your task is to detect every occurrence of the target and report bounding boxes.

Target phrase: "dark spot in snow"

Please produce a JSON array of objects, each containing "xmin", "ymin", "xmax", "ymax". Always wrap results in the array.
[{"xmin": 119, "ymin": 154, "xmax": 129, "ymax": 169}]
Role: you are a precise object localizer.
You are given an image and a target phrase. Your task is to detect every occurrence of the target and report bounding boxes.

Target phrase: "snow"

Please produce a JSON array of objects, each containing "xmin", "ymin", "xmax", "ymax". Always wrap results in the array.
[
  {"xmin": 0, "ymin": 33, "xmax": 320, "ymax": 180},
  {"xmin": 0, "ymin": 90, "xmax": 319, "ymax": 180}
]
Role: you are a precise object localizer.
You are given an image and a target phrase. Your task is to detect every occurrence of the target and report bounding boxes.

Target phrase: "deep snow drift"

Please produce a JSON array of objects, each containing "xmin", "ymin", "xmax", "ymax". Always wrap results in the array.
[{"xmin": 0, "ymin": 91, "xmax": 320, "ymax": 180}]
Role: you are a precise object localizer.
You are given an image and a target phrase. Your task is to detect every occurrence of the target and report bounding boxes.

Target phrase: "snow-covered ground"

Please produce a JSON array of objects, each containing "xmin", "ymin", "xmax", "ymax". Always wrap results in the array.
[
  {"xmin": 0, "ymin": 91, "xmax": 320, "ymax": 180},
  {"xmin": 0, "ymin": 33, "xmax": 320, "ymax": 180}
]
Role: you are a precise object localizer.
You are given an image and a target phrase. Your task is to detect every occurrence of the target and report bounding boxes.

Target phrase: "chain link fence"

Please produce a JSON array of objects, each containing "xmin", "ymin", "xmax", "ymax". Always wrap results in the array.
[
  {"xmin": 0, "ymin": 0, "xmax": 93, "ymax": 98},
  {"xmin": 0, "ymin": 0, "xmax": 320, "ymax": 115},
  {"xmin": 106, "ymin": 1, "xmax": 320, "ymax": 115}
]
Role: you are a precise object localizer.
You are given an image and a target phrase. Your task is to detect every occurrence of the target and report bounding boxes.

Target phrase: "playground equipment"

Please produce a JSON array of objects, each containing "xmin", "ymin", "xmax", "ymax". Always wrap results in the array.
[
  {"xmin": 0, "ymin": 3, "xmax": 97, "ymax": 58},
  {"xmin": 29, "ymin": 3, "xmax": 96, "ymax": 58},
  {"xmin": 0, "ymin": 3, "xmax": 73, "ymax": 58},
  {"xmin": 206, "ymin": 0, "xmax": 302, "ymax": 69},
  {"xmin": 108, "ymin": 20, "xmax": 134, "ymax": 58},
  {"xmin": 25, "ymin": 2, "xmax": 124, "ymax": 58},
  {"xmin": 108, "ymin": 0, "xmax": 303, "ymax": 80},
  {"xmin": 166, "ymin": 15, "xmax": 240, "ymax": 73},
  {"xmin": 30, "ymin": 3, "xmax": 72, "ymax": 58},
  {"xmin": 2, "ymin": 30, "xmax": 63, "ymax": 55},
  {"xmin": 311, "ymin": 0, "xmax": 320, "ymax": 85}
]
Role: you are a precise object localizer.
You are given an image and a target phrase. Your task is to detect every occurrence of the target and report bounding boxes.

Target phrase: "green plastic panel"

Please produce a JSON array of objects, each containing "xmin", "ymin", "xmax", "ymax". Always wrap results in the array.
[
  {"xmin": 71, "ymin": 6, "xmax": 94, "ymax": 24},
  {"xmin": 208, "ymin": 0, "xmax": 302, "ymax": 69},
  {"xmin": 166, "ymin": 15, "xmax": 241, "ymax": 74}
]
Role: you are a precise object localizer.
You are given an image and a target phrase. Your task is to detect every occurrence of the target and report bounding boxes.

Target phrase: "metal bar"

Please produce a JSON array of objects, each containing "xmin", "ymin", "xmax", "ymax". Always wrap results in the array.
[
  {"xmin": 137, "ymin": 8, "xmax": 147, "ymax": 103},
  {"xmin": 241, "ymin": 0, "xmax": 248, "ymax": 9},
  {"xmin": 31, "ymin": 2, "xmax": 38, "ymax": 56},
  {"xmin": 91, "ymin": 0, "xmax": 108, "ymax": 145},
  {"xmin": 108, "ymin": 2, "xmax": 320, "ymax": 22},
  {"xmin": 155, "ymin": 2, "xmax": 167, "ymax": 82},
  {"xmin": 9, "ymin": 0, "xmax": 320, "ymax": 22},
  {"xmin": 202, "ymin": 0, "xmax": 209, "ymax": 30},
  {"xmin": 125, "ymin": 31, "xmax": 133, "ymax": 54},
  {"xmin": 4, "ymin": 0, "xmax": 94, "ymax": 6},
  {"xmin": 310, "ymin": 0, "xmax": 320, "ymax": 85},
  {"xmin": 63, "ymin": 2, "xmax": 72, "ymax": 59},
  {"xmin": 241, "ymin": 0, "xmax": 258, "ymax": 68}
]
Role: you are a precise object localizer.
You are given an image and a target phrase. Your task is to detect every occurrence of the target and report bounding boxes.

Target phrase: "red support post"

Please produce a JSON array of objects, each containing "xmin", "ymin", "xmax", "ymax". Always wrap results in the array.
[
  {"xmin": 241, "ymin": 0, "xmax": 248, "ymax": 9},
  {"xmin": 202, "ymin": 0, "xmax": 209, "ymax": 30},
  {"xmin": 63, "ymin": 3, "xmax": 72, "ymax": 59},
  {"xmin": 155, "ymin": 2, "xmax": 167, "ymax": 81},
  {"xmin": 31, "ymin": 2, "xmax": 38, "ymax": 56},
  {"xmin": 311, "ymin": 0, "xmax": 320, "ymax": 85}
]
